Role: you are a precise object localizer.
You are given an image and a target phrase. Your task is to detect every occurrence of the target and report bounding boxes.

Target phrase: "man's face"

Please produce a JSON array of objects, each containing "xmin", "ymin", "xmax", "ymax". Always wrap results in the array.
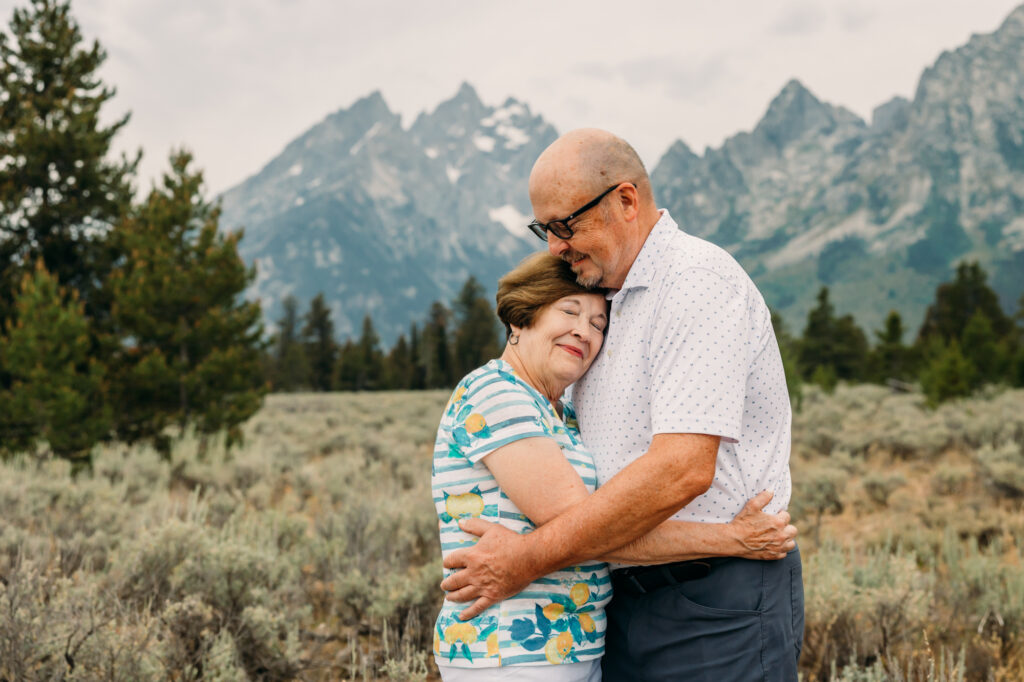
[{"xmin": 537, "ymin": 196, "xmax": 629, "ymax": 290}]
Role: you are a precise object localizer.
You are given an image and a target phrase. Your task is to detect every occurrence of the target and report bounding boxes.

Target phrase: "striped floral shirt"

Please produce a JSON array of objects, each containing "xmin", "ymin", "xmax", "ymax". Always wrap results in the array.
[{"xmin": 432, "ymin": 359, "xmax": 611, "ymax": 669}]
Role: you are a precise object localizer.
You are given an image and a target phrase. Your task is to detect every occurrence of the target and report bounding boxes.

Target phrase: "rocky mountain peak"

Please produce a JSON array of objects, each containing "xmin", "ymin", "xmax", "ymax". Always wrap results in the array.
[{"xmin": 753, "ymin": 79, "xmax": 839, "ymax": 151}]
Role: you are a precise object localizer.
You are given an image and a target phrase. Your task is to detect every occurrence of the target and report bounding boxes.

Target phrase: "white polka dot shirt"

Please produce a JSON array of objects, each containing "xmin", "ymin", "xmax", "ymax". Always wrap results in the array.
[{"xmin": 571, "ymin": 210, "xmax": 792, "ymax": 537}]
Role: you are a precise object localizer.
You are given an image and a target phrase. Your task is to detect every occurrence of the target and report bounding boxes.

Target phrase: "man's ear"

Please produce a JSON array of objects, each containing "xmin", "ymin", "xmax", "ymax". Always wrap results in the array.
[{"xmin": 617, "ymin": 183, "xmax": 640, "ymax": 222}]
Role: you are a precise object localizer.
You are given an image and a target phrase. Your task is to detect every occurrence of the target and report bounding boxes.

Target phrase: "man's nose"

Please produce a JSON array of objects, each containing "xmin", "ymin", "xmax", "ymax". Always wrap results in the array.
[{"xmin": 547, "ymin": 233, "xmax": 569, "ymax": 256}]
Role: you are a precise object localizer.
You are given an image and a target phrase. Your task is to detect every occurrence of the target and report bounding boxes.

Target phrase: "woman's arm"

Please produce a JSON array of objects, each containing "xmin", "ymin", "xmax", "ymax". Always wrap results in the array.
[{"xmin": 481, "ymin": 437, "xmax": 795, "ymax": 564}]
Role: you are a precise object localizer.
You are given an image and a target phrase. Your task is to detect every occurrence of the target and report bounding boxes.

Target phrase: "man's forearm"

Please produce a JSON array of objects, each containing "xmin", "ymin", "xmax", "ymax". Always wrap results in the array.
[
  {"xmin": 601, "ymin": 520, "xmax": 737, "ymax": 565},
  {"xmin": 518, "ymin": 434, "xmax": 718, "ymax": 576}
]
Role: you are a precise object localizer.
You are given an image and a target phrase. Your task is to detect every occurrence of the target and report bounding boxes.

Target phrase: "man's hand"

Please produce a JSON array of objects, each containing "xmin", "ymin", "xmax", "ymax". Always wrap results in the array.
[
  {"xmin": 728, "ymin": 490, "xmax": 797, "ymax": 560},
  {"xmin": 440, "ymin": 518, "xmax": 542, "ymax": 620}
]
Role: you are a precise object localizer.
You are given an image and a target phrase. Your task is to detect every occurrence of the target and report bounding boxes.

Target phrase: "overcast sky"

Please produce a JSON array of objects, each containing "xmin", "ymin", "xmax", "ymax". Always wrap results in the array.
[{"xmin": 2, "ymin": 0, "xmax": 1021, "ymax": 195}]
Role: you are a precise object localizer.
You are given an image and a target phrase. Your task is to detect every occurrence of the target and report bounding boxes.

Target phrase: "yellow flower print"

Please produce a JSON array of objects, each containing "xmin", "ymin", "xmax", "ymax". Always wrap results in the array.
[
  {"xmin": 578, "ymin": 613, "xmax": 596, "ymax": 633},
  {"xmin": 465, "ymin": 413, "xmax": 487, "ymax": 434},
  {"xmin": 434, "ymin": 630, "xmax": 441, "ymax": 654},
  {"xmin": 544, "ymin": 631, "xmax": 574, "ymax": 664},
  {"xmin": 486, "ymin": 632, "xmax": 499, "ymax": 657},
  {"xmin": 569, "ymin": 582, "xmax": 590, "ymax": 606},
  {"xmin": 445, "ymin": 491, "xmax": 485, "ymax": 519},
  {"xmin": 542, "ymin": 603, "xmax": 564, "ymax": 620},
  {"xmin": 454, "ymin": 385, "xmax": 467, "ymax": 403},
  {"xmin": 444, "ymin": 622, "xmax": 478, "ymax": 645}
]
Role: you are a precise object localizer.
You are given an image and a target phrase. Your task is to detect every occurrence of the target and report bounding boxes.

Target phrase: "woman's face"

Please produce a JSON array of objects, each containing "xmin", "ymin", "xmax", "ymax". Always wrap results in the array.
[{"xmin": 512, "ymin": 293, "xmax": 608, "ymax": 388}]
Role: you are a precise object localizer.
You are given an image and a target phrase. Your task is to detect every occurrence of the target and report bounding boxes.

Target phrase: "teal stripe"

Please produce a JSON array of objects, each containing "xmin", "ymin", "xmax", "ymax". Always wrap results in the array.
[
  {"xmin": 432, "ymin": 475, "xmax": 493, "ymax": 490},
  {"xmin": 462, "ymin": 431, "xmax": 548, "ymax": 459},
  {"xmin": 499, "ymin": 651, "xmax": 604, "ymax": 666}
]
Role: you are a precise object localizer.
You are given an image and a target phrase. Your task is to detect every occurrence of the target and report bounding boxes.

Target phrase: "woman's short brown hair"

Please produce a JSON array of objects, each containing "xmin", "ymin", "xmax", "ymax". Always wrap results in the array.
[{"xmin": 495, "ymin": 252, "xmax": 605, "ymax": 337}]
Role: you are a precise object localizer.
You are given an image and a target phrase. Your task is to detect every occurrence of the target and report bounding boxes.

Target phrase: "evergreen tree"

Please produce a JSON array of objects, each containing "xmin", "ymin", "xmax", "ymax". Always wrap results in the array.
[
  {"xmin": 452, "ymin": 276, "xmax": 501, "ymax": 377},
  {"xmin": 355, "ymin": 314, "xmax": 384, "ymax": 390},
  {"xmin": 797, "ymin": 287, "xmax": 869, "ymax": 384},
  {"xmin": 868, "ymin": 311, "xmax": 915, "ymax": 383},
  {"xmin": 798, "ymin": 287, "xmax": 836, "ymax": 380},
  {"xmin": 421, "ymin": 301, "xmax": 454, "ymax": 388},
  {"xmin": 105, "ymin": 150, "xmax": 265, "ymax": 454},
  {"xmin": 335, "ymin": 340, "xmax": 359, "ymax": 391},
  {"xmin": 382, "ymin": 333, "xmax": 413, "ymax": 389},
  {"xmin": 960, "ymin": 310, "xmax": 1005, "ymax": 386},
  {"xmin": 271, "ymin": 295, "xmax": 309, "ymax": 391},
  {"xmin": 408, "ymin": 322, "xmax": 426, "ymax": 390},
  {"xmin": 0, "ymin": 0, "xmax": 136, "ymax": 325},
  {"xmin": 917, "ymin": 261, "xmax": 1012, "ymax": 345},
  {"xmin": 0, "ymin": 260, "xmax": 109, "ymax": 465},
  {"xmin": 301, "ymin": 293, "xmax": 336, "ymax": 391},
  {"xmin": 920, "ymin": 340, "xmax": 975, "ymax": 406}
]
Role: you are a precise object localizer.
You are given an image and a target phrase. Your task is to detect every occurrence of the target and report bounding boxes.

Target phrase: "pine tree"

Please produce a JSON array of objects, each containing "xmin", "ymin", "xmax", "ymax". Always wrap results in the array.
[
  {"xmin": 271, "ymin": 295, "xmax": 309, "ymax": 391},
  {"xmin": 797, "ymin": 287, "xmax": 869, "ymax": 384},
  {"xmin": 335, "ymin": 340, "xmax": 358, "ymax": 391},
  {"xmin": 421, "ymin": 301, "xmax": 454, "ymax": 388},
  {"xmin": 452, "ymin": 276, "xmax": 501, "ymax": 377},
  {"xmin": 0, "ymin": 260, "xmax": 109, "ymax": 465},
  {"xmin": 408, "ymin": 322, "xmax": 426, "ymax": 390},
  {"xmin": 917, "ymin": 261, "xmax": 1012, "ymax": 345},
  {"xmin": 382, "ymin": 333, "xmax": 413, "ymax": 389},
  {"xmin": 868, "ymin": 311, "xmax": 914, "ymax": 383},
  {"xmin": 354, "ymin": 314, "xmax": 383, "ymax": 390},
  {"xmin": 960, "ymin": 310, "xmax": 1011, "ymax": 386},
  {"xmin": 0, "ymin": 0, "xmax": 136, "ymax": 325},
  {"xmin": 920, "ymin": 340, "xmax": 976, "ymax": 406},
  {"xmin": 798, "ymin": 287, "xmax": 836, "ymax": 380},
  {"xmin": 105, "ymin": 150, "xmax": 265, "ymax": 454},
  {"xmin": 301, "ymin": 293, "xmax": 337, "ymax": 391}
]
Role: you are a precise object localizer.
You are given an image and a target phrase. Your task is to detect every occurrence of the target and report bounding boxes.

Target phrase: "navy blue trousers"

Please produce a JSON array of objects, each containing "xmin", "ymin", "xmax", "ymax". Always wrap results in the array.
[{"xmin": 602, "ymin": 548, "xmax": 804, "ymax": 681}]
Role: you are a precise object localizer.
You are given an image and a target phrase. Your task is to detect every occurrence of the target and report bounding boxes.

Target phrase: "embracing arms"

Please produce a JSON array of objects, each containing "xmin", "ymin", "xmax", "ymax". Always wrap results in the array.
[{"xmin": 441, "ymin": 433, "xmax": 797, "ymax": 617}]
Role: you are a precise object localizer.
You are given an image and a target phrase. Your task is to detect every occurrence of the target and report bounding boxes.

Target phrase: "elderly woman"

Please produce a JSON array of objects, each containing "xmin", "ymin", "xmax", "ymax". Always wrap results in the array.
[{"xmin": 432, "ymin": 253, "xmax": 793, "ymax": 681}]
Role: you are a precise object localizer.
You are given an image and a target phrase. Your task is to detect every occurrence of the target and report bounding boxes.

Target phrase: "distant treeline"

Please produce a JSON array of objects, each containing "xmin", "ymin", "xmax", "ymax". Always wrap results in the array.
[
  {"xmin": 776, "ymin": 261, "xmax": 1024, "ymax": 406},
  {"xmin": 268, "ymin": 260, "xmax": 1024, "ymax": 407},
  {"xmin": 267, "ymin": 276, "xmax": 502, "ymax": 393}
]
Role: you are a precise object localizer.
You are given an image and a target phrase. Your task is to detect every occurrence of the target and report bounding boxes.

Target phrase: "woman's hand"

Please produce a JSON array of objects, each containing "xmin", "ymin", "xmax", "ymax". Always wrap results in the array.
[{"xmin": 727, "ymin": 490, "xmax": 798, "ymax": 560}]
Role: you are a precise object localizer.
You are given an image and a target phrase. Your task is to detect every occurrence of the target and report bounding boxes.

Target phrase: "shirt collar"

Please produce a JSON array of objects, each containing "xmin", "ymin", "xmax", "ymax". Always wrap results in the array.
[{"xmin": 615, "ymin": 209, "xmax": 678, "ymax": 294}]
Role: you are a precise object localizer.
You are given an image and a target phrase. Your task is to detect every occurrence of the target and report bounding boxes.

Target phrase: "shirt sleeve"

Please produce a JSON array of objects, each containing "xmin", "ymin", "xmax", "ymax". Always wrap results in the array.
[
  {"xmin": 648, "ymin": 268, "xmax": 750, "ymax": 442},
  {"xmin": 451, "ymin": 373, "xmax": 551, "ymax": 464}
]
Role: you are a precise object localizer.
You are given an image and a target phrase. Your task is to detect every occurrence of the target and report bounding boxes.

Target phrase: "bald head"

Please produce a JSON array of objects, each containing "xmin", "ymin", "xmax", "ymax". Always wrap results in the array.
[{"xmin": 529, "ymin": 128, "xmax": 655, "ymax": 210}]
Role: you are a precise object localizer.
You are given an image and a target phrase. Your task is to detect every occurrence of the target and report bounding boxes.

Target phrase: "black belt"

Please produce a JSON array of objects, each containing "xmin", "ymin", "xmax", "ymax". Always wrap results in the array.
[{"xmin": 611, "ymin": 559, "xmax": 714, "ymax": 596}]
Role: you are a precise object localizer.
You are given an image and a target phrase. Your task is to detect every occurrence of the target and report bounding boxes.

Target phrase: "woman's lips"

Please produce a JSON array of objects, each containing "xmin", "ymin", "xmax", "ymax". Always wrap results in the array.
[{"xmin": 559, "ymin": 344, "xmax": 584, "ymax": 359}]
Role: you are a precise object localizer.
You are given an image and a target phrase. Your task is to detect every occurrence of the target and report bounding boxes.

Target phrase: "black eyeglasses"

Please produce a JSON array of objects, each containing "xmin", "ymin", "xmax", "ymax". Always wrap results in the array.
[{"xmin": 527, "ymin": 183, "xmax": 629, "ymax": 241}]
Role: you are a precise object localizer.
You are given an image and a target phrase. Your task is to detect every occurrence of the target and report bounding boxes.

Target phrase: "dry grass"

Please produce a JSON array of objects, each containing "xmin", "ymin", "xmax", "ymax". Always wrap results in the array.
[{"xmin": 1, "ymin": 385, "xmax": 1023, "ymax": 680}]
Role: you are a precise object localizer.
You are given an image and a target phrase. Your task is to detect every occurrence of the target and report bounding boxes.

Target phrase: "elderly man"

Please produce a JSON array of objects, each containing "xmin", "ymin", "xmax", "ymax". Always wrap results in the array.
[{"xmin": 442, "ymin": 129, "xmax": 802, "ymax": 680}]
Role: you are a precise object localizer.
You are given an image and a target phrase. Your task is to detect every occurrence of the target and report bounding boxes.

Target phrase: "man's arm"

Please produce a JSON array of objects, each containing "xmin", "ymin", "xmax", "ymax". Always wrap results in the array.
[{"xmin": 441, "ymin": 432, "xmax": 719, "ymax": 619}]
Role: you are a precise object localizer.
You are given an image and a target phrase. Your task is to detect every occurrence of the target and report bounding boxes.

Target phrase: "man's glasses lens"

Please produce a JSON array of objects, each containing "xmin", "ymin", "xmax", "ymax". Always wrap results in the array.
[{"xmin": 527, "ymin": 220, "xmax": 572, "ymax": 242}]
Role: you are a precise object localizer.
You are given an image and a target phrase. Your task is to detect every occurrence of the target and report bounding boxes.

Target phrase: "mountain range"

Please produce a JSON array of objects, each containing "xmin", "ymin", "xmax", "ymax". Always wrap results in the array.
[{"xmin": 219, "ymin": 5, "xmax": 1024, "ymax": 344}]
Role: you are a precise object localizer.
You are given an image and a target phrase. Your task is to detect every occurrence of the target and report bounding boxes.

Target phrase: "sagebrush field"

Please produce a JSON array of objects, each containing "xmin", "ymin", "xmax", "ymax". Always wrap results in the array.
[{"xmin": 2, "ymin": 385, "xmax": 1023, "ymax": 680}]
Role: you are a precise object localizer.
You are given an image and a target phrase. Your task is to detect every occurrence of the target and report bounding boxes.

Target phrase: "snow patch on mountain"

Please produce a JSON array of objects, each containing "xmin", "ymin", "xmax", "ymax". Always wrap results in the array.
[
  {"xmin": 473, "ymin": 134, "xmax": 496, "ymax": 152},
  {"xmin": 497, "ymin": 125, "xmax": 529, "ymax": 149},
  {"xmin": 288, "ymin": 163, "xmax": 303, "ymax": 176},
  {"xmin": 446, "ymin": 164, "xmax": 462, "ymax": 184},
  {"xmin": 489, "ymin": 204, "xmax": 532, "ymax": 239}
]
